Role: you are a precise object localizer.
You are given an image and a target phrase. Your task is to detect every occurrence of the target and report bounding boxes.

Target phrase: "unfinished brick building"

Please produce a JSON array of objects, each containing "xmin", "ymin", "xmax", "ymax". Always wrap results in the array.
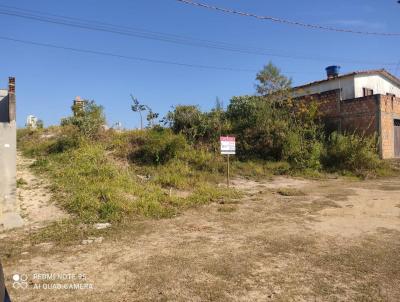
[{"xmin": 294, "ymin": 68, "xmax": 400, "ymax": 159}]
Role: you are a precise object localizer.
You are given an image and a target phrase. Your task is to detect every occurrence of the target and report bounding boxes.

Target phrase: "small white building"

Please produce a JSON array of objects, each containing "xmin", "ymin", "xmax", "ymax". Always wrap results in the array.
[
  {"xmin": 26, "ymin": 115, "xmax": 38, "ymax": 129},
  {"xmin": 112, "ymin": 121, "xmax": 123, "ymax": 131},
  {"xmin": 294, "ymin": 68, "xmax": 400, "ymax": 100}
]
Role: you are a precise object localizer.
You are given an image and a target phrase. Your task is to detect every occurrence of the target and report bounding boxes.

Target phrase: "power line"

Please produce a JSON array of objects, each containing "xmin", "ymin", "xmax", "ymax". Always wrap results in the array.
[
  {"xmin": 0, "ymin": 4, "xmax": 398, "ymax": 67},
  {"xmin": 0, "ymin": 35, "xmax": 266, "ymax": 73},
  {"xmin": 394, "ymin": 60, "xmax": 400, "ymax": 76},
  {"xmin": 176, "ymin": 0, "xmax": 400, "ymax": 37},
  {"xmin": 0, "ymin": 35, "xmax": 327, "ymax": 74}
]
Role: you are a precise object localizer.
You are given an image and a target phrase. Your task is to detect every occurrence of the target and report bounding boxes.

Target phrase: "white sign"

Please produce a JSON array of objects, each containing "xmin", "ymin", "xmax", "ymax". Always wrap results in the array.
[{"xmin": 220, "ymin": 136, "xmax": 235, "ymax": 155}]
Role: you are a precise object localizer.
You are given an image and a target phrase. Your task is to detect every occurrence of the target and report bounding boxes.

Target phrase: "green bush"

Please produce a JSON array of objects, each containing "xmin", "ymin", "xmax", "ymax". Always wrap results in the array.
[
  {"xmin": 282, "ymin": 129, "xmax": 323, "ymax": 170},
  {"xmin": 165, "ymin": 104, "xmax": 231, "ymax": 150},
  {"xmin": 47, "ymin": 125, "xmax": 80, "ymax": 154},
  {"xmin": 322, "ymin": 132, "xmax": 381, "ymax": 174},
  {"xmin": 61, "ymin": 100, "xmax": 106, "ymax": 139},
  {"xmin": 227, "ymin": 95, "xmax": 324, "ymax": 169},
  {"xmin": 129, "ymin": 129, "xmax": 188, "ymax": 165},
  {"xmin": 164, "ymin": 105, "xmax": 205, "ymax": 143},
  {"xmin": 179, "ymin": 148, "xmax": 225, "ymax": 173},
  {"xmin": 17, "ymin": 128, "xmax": 54, "ymax": 157}
]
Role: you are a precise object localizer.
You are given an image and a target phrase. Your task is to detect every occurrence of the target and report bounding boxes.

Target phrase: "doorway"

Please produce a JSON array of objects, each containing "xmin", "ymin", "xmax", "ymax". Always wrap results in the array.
[{"xmin": 395, "ymin": 119, "xmax": 400, "ymax": 157}]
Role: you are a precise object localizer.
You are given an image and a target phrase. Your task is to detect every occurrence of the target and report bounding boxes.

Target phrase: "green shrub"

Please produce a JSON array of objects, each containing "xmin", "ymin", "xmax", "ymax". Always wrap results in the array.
[
  {"xmin": 17, "ymin": 128, "xmax": 54, "ymax": 157},
  {"xmin": 232, "ymin": 160, "xmax": 290, "ymax": 177},
  {"xmin": 322, "ymin": 132, "xmax": 381, "ymax": 175},
  {"xmin": 47, "ymin": 125, "xmax": 80, "ymax": 154},
  {"xmin": 164, "ymin": 105, "xmax": 205, "ymax": 143},
  {"xmin": 282, "ymin": 130, "xmax": 323, "ymax": 170},
  {"xmin": 179, "ymin": 148, "xmax": 225, "ymax": 173},
  {"xmin": 129, "ymin": 129, "xmax": 188, "ymax": 165},
  {"xmin": 61, "ymin": 100, "xmax": 106, "ymax": 139}
]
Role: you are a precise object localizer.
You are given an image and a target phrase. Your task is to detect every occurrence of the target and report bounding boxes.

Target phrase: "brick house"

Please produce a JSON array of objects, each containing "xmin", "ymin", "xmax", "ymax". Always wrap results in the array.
[{"xmin": 293, "ymin": 68, "xmax": 400, "ymax": 159}]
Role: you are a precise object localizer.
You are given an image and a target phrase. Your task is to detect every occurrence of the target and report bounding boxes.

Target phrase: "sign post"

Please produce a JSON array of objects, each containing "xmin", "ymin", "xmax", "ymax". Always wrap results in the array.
[{"xmin": 220, "ymin": 136, "xmax": 235, "ymax": 188}]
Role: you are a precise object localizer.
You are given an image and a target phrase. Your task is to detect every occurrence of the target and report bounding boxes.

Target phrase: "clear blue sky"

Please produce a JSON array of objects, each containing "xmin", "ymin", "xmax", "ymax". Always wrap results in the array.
[{"xmin": 0, "ymin": 0, "xmax": 399, "ymax": 128}]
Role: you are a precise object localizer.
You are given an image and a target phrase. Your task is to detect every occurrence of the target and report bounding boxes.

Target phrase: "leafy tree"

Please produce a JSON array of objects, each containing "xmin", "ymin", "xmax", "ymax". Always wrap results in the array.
[
  {"xmin": 215, "ymin": 97, "xmax": 224, "ymax": 111},
  {"xmin": 130, "ymin": 94, "xmax": 147, "ymax": 130},
  {"xmin": 164, "ymin": 105, "xmax": 205, "ymax": 143},
  {"xmin": 226, "ymin": 94, "xmax": 323, "ymax": 166},
  {"xmin": 256, "ymin": 62, "xmax": 292, "ymax": 96},
  {"xmin": 61, "ymin": 100, "xmax": 106, "ymax": 139},
  {"xmin": 146, "ymin": 109, "xmax": 160, "ymax": 128},
  {"xmin": 36, "ymin": 119, "xmax": 44, "ymax": 129}
]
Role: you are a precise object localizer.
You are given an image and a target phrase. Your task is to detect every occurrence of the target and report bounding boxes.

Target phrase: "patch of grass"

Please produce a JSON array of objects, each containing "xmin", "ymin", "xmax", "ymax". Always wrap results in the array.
[
  {"xmin": 310, "ymin": 233, "xmax": 400, "ymax": 301},
  {"xmin": 324, "ymin": 188, "xmax": 356, "ymax": 201},
  {"xmin": 217, "ymin": 205, "xmax": 237, "ymax": 213},
  {"xmin": 232, "ymin": 160, "xmax": 290, "ymax": 178},
  {"xmin": 29, "ymin": 219, "xmax": 107, "ymax": 246},
  {"xmin": 309, "ymin": 199, "xmax": 342, "ymax": 211},
  {"xmin": 277, "ymin": 188, "xmax": 306, "ymax": 196},
  {"xmin": 378, "ymin": 185, "xmax": 400, "ymax": 191},
  {"xmin": 16, "ymin": 177, "xmax": 28, "ymax": 188},
  {"xmin": 0, "ymin": 233, "xmax": 25, "ymax": 260}
]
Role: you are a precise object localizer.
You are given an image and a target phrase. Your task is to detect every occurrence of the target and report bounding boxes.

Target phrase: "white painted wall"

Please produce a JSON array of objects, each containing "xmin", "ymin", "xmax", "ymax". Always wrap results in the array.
[
  {"xmin": 294, "ymin": 76, "xmax": 355, "ymax": 100},
  {"xmin": 354, "ymin": 74, "xmax": 400, "ymax": 98},
  {"xmin": 294, "ymin": 73, "xmax": 400, "ymax": 100}
]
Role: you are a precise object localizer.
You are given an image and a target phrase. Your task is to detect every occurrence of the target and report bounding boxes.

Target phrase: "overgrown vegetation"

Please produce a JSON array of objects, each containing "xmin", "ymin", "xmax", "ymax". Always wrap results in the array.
[
  {"xmin": 17, "ymin": 105, "xmax": 237, "ymax": 223},
  {"xmin": 17, "ymin": 62, "xmax": 394, "ymax": 225},
  {"xmin": 322, "ymin": 132, "xmax": 382, "ymax": 176}
]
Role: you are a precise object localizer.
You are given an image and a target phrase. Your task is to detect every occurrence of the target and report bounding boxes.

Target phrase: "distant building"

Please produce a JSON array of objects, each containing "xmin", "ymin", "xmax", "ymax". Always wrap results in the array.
[
  {"xmin": 73, "ymin": 96, "xmax": 86, "ymax": 116},
  {"xmin": 112, "ymin": 121, "xmax": 123, "ymax": 131},
  {"xmin": 293, "ymin": 67, "xmax": 400, "ymax": 159},
  {"xmin": 26, "ymin": 115, "xmax": 38, "ymax": 129}
]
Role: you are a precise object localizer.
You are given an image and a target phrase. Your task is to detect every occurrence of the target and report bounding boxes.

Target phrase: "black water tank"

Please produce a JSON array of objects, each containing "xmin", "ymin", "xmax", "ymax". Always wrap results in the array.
[{"xmin": 326, "ymin": 66, "xmax": 340, "ymax": 79}]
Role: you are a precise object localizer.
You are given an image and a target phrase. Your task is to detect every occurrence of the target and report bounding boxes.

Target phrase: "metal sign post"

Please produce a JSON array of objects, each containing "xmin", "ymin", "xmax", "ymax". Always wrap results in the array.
[{"xmin": 220, "ymin": 136, "xmax": 235, "ymax": 188}]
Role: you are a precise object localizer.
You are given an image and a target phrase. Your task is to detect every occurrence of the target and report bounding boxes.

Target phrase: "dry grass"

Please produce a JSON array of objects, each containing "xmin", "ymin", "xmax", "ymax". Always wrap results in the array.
[
  {"xmin": 4, "ymin": 175, "xmax": 400, "ymax": 301},
  {"xmin": 277, "ymin": 188, "xmax": 306, "ymax": 196}
]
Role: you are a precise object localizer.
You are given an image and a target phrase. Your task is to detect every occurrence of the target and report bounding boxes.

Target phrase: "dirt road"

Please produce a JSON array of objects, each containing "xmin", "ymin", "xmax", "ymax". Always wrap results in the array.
[
  {"xmin": 2, "ymin": 167, "xmax": 400, "ymax": 301},
  {"xmin": 14, "ymin": 153, "xmax": 67, "ymax": 228}
]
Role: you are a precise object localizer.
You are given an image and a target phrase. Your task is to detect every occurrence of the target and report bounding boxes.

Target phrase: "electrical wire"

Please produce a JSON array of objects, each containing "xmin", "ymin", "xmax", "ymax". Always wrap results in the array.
[
  {"xmin": 0, "ymin": 4, "xmax": 398, "ymax": 67},
  {"xmin": 176, "ymin": 0, "xmax": 400, "ymax": 37},
  {"xmin": 0, "ymin": 35, "xmax": 259, "ymax": 72}
]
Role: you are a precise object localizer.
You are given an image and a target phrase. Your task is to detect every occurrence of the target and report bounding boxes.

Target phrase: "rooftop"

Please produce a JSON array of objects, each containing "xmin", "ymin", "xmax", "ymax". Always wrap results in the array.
[{"xmin": 294, "ymin": 69, "xmax": 400, "ymax": 90}]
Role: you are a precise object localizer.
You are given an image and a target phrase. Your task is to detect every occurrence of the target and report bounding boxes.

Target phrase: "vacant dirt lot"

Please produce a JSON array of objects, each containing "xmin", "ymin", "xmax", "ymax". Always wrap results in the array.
[{"xmin": 1, "ymin": 169, "xmax": 400, "ymax": 301}]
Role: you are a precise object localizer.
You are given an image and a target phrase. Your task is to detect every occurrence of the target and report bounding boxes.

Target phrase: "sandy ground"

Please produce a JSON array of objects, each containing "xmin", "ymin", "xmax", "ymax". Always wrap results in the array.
[
  {"xmin": 1, "ymin": 159, "xmax": 400, "ymax": 301},
  {"xmin": 15, "ymin": 153, "xmax": 68, "ymax": 229},
  {"xmin": 0, "ymin": 153, "xmax": 67, "ymax": 236}
]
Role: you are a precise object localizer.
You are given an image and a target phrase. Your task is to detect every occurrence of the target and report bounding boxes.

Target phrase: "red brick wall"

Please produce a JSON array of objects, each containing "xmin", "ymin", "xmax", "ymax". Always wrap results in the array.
[
  {"xmin": 296, "ymin": 91, "xmax": 400, "ymax": 158},
  {"xmin": 379, "ymin": 95, "xmax": 400, "ymax": 159},
  {"xmin": 296, "ymin": 90, "xmax": 379, "ymax": 136},
  {"xmin": 339, "ymin": 96, "xmax": 379, "ymax": 135}
]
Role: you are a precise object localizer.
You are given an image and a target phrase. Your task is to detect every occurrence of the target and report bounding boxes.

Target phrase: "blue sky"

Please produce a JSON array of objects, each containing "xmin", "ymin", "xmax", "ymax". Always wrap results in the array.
[{"xmin": 0, "ymin": 0, "xmax": 399, "ymax": 128}]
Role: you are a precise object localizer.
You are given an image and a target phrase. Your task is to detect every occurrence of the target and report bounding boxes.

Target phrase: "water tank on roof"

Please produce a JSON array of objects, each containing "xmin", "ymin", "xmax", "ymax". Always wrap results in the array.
[{"xmin": 326, "ymin": 66, "xmax": 340, "ymax": 79}]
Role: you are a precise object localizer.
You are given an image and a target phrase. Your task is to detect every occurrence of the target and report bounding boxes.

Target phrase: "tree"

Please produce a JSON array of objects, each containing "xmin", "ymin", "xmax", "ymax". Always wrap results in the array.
[
  {"xmin": 255, "ymin": 62, "xmax": 292, "ymax": 96},
  {"xmin": 61, "ymin": 100, "xmax": 106, "ymax": 139},
  {"xmin": 36, "ymin": 119, "xmax": 44, "ymax": 129},
  {"xmin": 164, "ymin": 105, "xmax": 205, "ymax": 143},
  {"xmin": 146, "ymin": 109, "xmax": 159, "ymax": 128},
  {"xmin": 130, "ymin": 94, "xmax": 147, "ymax": 130},
  {"xmin": 215, "ymin": 97, "xmax": 224, "ymax": 111}
]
